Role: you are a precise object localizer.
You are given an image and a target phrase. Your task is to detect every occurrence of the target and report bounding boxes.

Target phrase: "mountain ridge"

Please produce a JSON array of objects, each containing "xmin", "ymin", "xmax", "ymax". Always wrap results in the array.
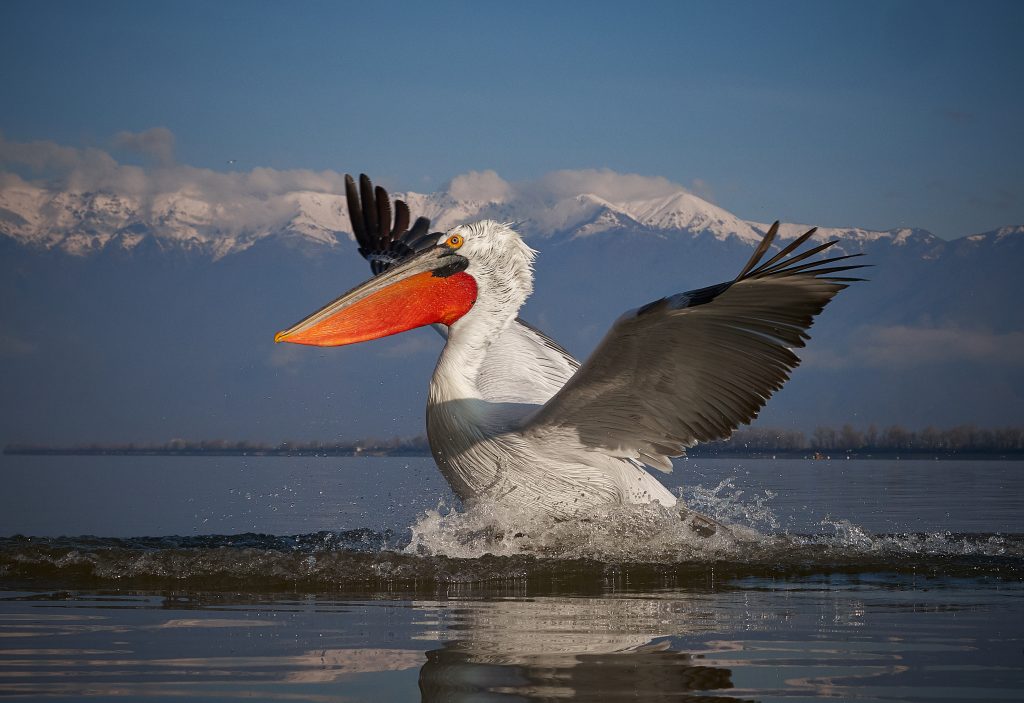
[{"xmin": 3, "ymin": 178, "xmax": 1015, "ymax": 259}]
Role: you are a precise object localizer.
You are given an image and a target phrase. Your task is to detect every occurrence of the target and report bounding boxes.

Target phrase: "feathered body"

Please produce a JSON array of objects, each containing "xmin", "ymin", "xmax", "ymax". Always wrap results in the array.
[
  {"xmin": 275, "ymin": 175, "xmax": 864, "ymax": 523},
  {"xmin": 425, "ymin": 221, "xmax": 677, "ymax": 517}
]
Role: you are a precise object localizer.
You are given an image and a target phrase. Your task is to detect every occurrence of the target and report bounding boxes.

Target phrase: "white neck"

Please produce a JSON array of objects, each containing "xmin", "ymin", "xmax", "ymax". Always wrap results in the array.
[
  {"xmin": 428, "ymin": 220, "xmax": 535, "ymax": 403},
  {"xmin": 430, "ymin": 292, "xmax": 519, "ymax": 404}
]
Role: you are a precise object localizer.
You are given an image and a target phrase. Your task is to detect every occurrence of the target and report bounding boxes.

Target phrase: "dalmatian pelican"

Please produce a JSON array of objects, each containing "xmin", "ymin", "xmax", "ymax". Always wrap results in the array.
[{"xmin": 275, "ymin": 175, "xmax": 863, "ymax": 529}]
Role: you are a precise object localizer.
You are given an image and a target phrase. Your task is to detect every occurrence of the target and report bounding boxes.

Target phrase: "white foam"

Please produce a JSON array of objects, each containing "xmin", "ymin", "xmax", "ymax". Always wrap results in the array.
[
  {"xmin": 404, "ymin": 493, "xmax": 763, "ymax": 562},
  {"xmin": 403, "ymin": 481, "xmax": 1023, "ymax": 563}
]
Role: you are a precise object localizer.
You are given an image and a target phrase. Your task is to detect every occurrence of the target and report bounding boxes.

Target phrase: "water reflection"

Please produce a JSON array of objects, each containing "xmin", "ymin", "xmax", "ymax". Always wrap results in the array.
[
  {"xmin": 1, "ymin": 580, "xmax": 1022, "ymax": 702},
  {"xmin": 419, "ymin": 642, "xmax": 741, "ymax": 699},
  {"xmin": 420, "ymin": 641, "xmax": 739, "ymax": 701},
  {"xmin": 0, "ymin": 590, "xmax": 753, "ymax": 700},
  {"xmin": 0, "ymin": 591, "xmax": 425, "ymax": 700},
  {"xmin": 415, "ymin": 595, "xmax": 744, "ymax": 701}
]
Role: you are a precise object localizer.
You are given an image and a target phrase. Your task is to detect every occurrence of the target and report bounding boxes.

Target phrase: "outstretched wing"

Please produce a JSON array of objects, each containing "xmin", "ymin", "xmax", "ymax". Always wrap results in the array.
[
  {"xmin": 345, "ymin": 173, "xmax": 438, "ymax": 275},
  {"xmin": 522, "ymin": 223, "xmax": 866, "ymax": 472}
]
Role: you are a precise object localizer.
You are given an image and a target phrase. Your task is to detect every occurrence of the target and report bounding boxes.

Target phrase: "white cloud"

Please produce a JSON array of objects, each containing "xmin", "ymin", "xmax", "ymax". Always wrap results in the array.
[
  {"xmin": 860, "ymin": 325, "xmax": 1024, "ymax": 366},
  {"xmin": 0, "ymin": 131, "xmax": 698, "ymax": 217},
  {"xmin": 436, "ymin": 167, "xmax": 698, "ymax": 235},
  {"xmin": 0, "ymin": 131, "xmax": 356, "ymax": 242},
  {"xmin": 805, "ymin": 325, "xmax": 1024, "ymax": 369},
  {"xmin": 535, "ymin": 168, "xmax": 685, "ymax": 203},
  {"xmin": 447, "ymin": 170, "xmax": 512, "ymax": 203},
  {"xmin": 688, "ymin": 178, "xmax": 715, "ymax": 203},
  {"xmin": 0, "ymin": 131, "xmax": 349, "ymax": 202},
  {"xmin": 0, "ymin": 129, "xmax": 718, "ymax": 249},
  {"xmin": 0, "ymin": 132, "xmax": 127, "ymax": 191}
]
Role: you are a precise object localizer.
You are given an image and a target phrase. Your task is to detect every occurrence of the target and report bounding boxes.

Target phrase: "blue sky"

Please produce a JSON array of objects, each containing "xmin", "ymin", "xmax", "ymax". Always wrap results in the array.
[{"xmin": 1, "ymin": 0, "xmax": 1022, "ymax": 238}]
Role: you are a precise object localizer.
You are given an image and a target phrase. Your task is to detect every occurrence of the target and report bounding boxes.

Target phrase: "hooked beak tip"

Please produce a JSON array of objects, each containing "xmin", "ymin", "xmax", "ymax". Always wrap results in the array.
[{"xmin": 274, "ymin": 331, "xmax": 288, "ymax": 344}]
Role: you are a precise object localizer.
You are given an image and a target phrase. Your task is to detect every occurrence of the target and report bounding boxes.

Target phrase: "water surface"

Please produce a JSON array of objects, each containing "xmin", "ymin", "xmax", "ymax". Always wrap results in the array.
[{"xmin": 1, "ymin": 455, "xmax": 1021, "ymax": 701}]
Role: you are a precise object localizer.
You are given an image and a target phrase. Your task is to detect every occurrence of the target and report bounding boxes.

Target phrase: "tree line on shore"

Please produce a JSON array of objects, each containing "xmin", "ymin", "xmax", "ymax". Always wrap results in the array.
[
  {"xmin": 5, "ymin": 424, "xmax": 1024, "ymax": 457},
  {"xmin": 703, "ymin": 424, "xmax": 1024, "ymax": 454}
]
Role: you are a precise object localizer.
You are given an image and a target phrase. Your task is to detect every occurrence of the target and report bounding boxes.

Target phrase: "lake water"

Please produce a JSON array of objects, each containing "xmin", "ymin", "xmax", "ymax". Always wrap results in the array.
[{"xmin": 1, "ymin": 454, "xmax": 1022, "ymax": 701}]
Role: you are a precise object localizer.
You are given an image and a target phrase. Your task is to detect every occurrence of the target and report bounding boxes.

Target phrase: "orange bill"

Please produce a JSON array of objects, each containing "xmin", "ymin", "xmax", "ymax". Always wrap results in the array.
[{"xmin": 275, "ymin": 247, "xmax": 477, "ymax": 347}]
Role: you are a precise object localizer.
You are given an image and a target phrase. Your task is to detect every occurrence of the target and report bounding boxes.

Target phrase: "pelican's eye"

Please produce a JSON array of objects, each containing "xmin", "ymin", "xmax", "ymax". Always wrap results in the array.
[{"xmin": 446, "ymin": 234, "xmax": 464, "ymax": 249}]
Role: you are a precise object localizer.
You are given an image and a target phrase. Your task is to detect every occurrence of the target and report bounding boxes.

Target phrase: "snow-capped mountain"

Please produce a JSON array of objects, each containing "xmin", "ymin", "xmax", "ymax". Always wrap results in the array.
[
  {"xmin": 0, "ymin": 182, "xmax": 351, "ymax": 257},
  {"xmin": 0, "ymin": 177, "xmax": 973, "ymax": 258}
]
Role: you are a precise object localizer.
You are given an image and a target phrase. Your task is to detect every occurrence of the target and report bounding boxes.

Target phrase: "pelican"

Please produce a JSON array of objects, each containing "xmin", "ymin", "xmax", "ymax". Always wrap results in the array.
[{"xmin": 275, "ymin": 175, "xmax": 863, "ymax": 525}]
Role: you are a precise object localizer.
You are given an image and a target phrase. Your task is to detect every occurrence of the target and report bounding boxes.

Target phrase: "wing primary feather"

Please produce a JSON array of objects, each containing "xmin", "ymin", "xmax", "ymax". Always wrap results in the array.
[
  {"xmin": 764, "ymin": 253, "xmax": 866, "ymax": 277},
  {"xmin": 375, "ymin": 186, "xmax": 392, "ymax": 243},
  {"xmin": 748, "ymin": 227, "xmax": 820, "ymax": 276},
  {"xmin": 736, "ymin": 221, "xmax": 779, "ymax": 280},
  {"xmin": 407, "ymin": 217, "xmax": 433, "ymax": 247},
  {"xmin": 392, "ymin": 200, "xmax": 411, "ymax": 238},
  {"xmin": 779, "ymin": 263, "xmax": 871, "ymax": 278},
  {"xmin": 359, "ymin": 174, "xmax": 379, "ymax": 246},
  {"xmin": 345, "ymin": 174, "xmax": 367, "ymax": 247},
  {"xmin": 750, "ymin": 239, "xmax": 837, "ymax": 276},
  {"xmin": 523, "ymin": 216, "xmax": 866, "ymax": 468},
  {"xmin": 756, "ymin": 251, "xmax": 861, "ymax": 277},
  {"xmin": 345, "ymin": 174, "xmax": 437, "ymax": 275}
]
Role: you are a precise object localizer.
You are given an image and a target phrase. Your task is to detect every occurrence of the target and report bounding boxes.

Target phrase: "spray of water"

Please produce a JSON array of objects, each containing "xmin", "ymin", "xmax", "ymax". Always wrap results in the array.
[
  {"xmin": 405, "ymin": 477, "xmax": 1022, "ymax": 563},
  {"xmin": 1, "ymin": 478, "xmax": 1019, "ymax": 589}
]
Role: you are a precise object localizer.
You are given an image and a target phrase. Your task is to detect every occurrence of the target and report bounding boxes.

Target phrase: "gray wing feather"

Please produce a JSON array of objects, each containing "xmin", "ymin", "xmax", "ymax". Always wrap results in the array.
[
  {"xmin": 476, "ymin": 318, "xmax": 580, "ymax": 405},
  {"xmin": 523, "ymin": 223, "xmax": 865, "ymax": 472}
]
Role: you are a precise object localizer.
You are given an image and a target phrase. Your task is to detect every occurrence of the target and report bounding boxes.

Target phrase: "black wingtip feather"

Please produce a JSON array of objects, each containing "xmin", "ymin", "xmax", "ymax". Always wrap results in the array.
[
  {"xmin": 407, "ymin": 217, "xmax": 432, "ymax": 247},
  {"xmin": 358, "ymin": 175, "xmax": 378, "ymax": 246},
  {"xmin": 344, "ymin": 174, "xmax": 438, "ymax": 275},
  {"xmin": 767, "ymin": 253, "xmax": 866, "ymax": 278},
  {"xmin": 392, "ymin": 200, "xmax": 410, "ymax": 238},
  {"xmin": 752, "ymin": 239, "xmax": 837, "ymax": 277},
  {"xmin": 749, "ymin": 227, "xmax": 823, "ymax": 277},
  {"xmin": 757, "ymin": 251, "xmax": 862, "ymax": 278},
  {"xmin": 737, "ymin": 221, "xmax": 779, "ymax": 280},
  {"xmin": 733, "ymin": 219, "xmax": 872, "ymax": 285},
  {"xmin": 345, "ymin": 174, "xmax": 367, "ymax": 246},
  {"xmin": 375, "ymin": 186, "xmax": 392, "ymax": 245}
]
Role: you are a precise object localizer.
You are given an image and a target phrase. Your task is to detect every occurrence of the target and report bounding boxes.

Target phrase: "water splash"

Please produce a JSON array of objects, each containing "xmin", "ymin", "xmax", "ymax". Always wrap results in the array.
[
  {"xmin": 405, "ymin": 498, "xmax": 761, "ymax": 561},
  {"xmin": 1, "ymin": 481, "xmax": 1021, "ymax": 591},
  {"xmin": 683, "ymin": 478, "xmax": 781, "ymax": 533},
  {"xmin": 403, "ymin": 481, "xmax": 1022, "ymax": 564}
]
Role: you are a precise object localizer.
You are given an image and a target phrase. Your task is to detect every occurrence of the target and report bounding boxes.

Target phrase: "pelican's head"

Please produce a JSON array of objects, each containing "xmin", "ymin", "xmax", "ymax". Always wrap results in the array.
[{"xmin": 274, "ymin": 220, "xmax": 534, "ymax": 347}]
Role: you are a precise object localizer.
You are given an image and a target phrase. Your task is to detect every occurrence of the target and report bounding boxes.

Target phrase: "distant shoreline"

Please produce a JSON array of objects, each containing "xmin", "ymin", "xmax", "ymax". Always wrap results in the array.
[
  {"xmin": 4, "ymin": 447, "xmax": 1022, "ymax": 461},
  {"xmin": 8, "ymin": 425, "xmax": 1022, "ymax": 462},
  {"xmin": 1, "ymin": 447, "xmax": 427, "ymax": 458}
]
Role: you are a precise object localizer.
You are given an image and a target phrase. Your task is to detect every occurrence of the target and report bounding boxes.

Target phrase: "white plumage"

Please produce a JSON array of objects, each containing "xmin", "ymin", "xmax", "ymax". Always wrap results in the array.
[
  {"xmin": 275, "ymin": 176, "xmax": 863, "ymax": 524},
  {"xmin": 424, "ymin": 221, "xmax": 679, "ymax": 517}
]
